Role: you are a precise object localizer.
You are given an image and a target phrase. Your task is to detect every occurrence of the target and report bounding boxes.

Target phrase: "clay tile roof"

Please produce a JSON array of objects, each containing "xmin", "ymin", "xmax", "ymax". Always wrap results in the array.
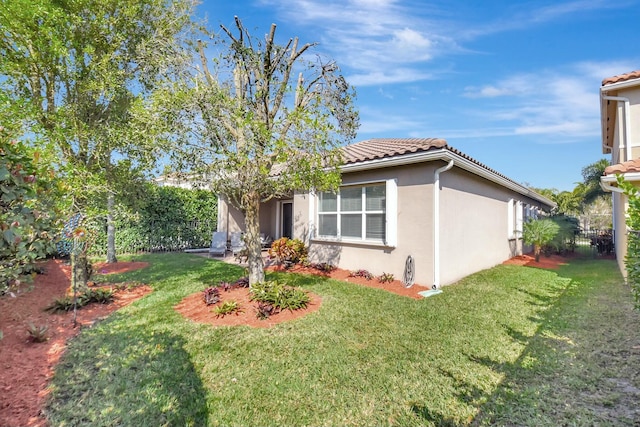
[
  {"xmin": 340, "ymin": 137, "xmax": 524, "ymax": 187},
  {"xmin": 342, "ymin": 138, "xmax": 447, "ymax": 164},
  {"xmin": 604, "ymin": 159, "xmax": 640, "ymax": 175},
  {"xmin": 602, "ymin": 69, "xmax": 640, "ymax": 86}
]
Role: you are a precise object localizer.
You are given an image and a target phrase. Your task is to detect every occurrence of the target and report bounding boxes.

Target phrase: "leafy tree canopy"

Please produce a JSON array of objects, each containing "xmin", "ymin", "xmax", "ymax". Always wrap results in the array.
[
  {"xmin": 0, "ymin": 0, "xmax": 198, "ymax": 260},
  {"xmin": 1, "ymin": 127, "xmax": 62, "ymax": 293},
  {"xmin": 168, "ymin": 17, "xmax": 359, "ymax": 284}
]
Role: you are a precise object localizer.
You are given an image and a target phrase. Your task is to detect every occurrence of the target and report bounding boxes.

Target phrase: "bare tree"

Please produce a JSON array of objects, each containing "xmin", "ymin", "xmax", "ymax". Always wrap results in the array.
[{"xmin": 171, "ymin": 17, "xmax": 359, "ymax": 284}]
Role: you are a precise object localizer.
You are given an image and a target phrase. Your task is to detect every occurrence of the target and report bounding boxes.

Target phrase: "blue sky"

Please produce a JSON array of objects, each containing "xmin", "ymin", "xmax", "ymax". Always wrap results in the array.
[{"xmin": 196, "ymin": 0, "xmax": 639, "ymax": 192}]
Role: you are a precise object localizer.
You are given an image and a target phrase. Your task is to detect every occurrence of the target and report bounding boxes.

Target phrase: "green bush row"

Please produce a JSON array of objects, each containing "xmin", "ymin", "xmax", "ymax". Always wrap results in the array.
[
  {"xmin": 89, "ymin": 184, "xmax": 217, "ymax": 256},
  {"xmin": 617, "ymin": 175, "xmax": 640, "ymax": 308}
]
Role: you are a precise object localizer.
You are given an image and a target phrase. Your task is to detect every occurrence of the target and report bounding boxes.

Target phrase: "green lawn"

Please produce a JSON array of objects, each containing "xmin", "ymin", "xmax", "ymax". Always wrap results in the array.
[{"xmin": 44, "ymin": 253, "xmax": 639, "ymax": 426}]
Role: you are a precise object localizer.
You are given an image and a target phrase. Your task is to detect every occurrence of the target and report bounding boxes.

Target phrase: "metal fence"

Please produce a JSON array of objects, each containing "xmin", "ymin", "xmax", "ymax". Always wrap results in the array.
[
  {"xmin": 573, "ymin": 229, "xmax": 614, "ymax": 257},
  {"xmin": 89, "ymin": 220, "xmax": 216, "ymax": 256}
]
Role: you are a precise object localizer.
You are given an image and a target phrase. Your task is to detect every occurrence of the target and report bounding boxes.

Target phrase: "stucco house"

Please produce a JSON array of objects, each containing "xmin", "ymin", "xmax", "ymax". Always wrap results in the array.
[
  {"xmin": 218, "ymin": 138, "xmax": 555, "ymax": 288},
  {"xmin": 599, "ymin": 69, "xmax": 640, "ymax": 277}
]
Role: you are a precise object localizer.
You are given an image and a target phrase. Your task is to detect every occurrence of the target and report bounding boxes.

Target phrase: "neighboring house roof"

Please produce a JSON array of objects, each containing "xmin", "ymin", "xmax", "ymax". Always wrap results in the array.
[
  {"xmin": 603, "ymin": 159, "xmax": 640, "ymax": 189},
  {"xmin": 602, "ymin": 70, "xmax": 640, "ymax": 86},
  {"xmin": 600, "ymin": 69, "xmax": 640, "ymax": 153},
  {"xmin": 339, "ymin": 138, "xmax": 555, "ymax": 208},
  {"xmin": 604, "ymin": 159, "xmax": 640, "ymax": 175}
]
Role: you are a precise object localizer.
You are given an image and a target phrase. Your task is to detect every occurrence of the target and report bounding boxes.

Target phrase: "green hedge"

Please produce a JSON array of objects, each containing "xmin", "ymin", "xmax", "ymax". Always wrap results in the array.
[
  {"xmin": 90, "ymin": 184, "xmax": 217, "ymax": 256},
  {"xmin": 617, "ymin": 175, "xmax": 640, "ymax": 308}
]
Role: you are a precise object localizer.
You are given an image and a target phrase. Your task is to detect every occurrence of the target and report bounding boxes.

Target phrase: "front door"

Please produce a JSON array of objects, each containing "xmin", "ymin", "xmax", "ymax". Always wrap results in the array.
[{"xmin": 282, "ymin": 202, "xmax": 293, "ymax": 239}]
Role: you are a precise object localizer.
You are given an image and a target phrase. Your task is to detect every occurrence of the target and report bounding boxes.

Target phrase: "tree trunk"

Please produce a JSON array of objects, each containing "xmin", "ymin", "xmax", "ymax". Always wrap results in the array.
[
  {"xmin": 244, "ymin": 193, "xmax": 264, "ymax": 285},
  {"xmin": 106, "ymin": 193, "xmax": 117, "ymax": 263},
  {"xmin": 534, "ymin": 244, "xmax": 541, "ymax": 262},
  {"xmin": 70, "ymin": 252, "xmax": 91, "ymax": 294}
]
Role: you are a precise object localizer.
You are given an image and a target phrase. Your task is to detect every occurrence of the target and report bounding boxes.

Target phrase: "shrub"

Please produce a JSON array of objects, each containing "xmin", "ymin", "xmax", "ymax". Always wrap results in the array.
[
  {"xmin": 255, "ymin": 302, "xmax": 276, "ymax": 320},
  {"xmin": 1, "ymin": 127, "xmax": 61, "ymax": 295},
  {"xmin": 233, "ymin": 277, "xmax": 250, "ymax": 288},
  {"xmin": 216, "ymin": 281, "xmax": 233, "ymax": 292},
  {"xmin": 377, "ymin": 272, "xmax": 394, "ymax": 283},
  {"xmin": 202, "ymin": 286, "xmax": 221, "ymax": 305},
  {"xmin": 212, "ymin": 300, "xmax": 243, "ymax": 317},
  {"xmin": 268, "ymin": 237, "xmax": 308, "ymax": 267},
  {"xmin": 45, "ymin": 287, "xmax": 114, "ymax": 312},
  {"xmin": 617, "ymin": 175, "xmax": 640, "ymax": 308},
  {"xmin": 84, "ymin": 288, "xmax": 114, "ymax": 304},
  {"xmin": 46, "ymin": 295, "xmax": 80, "ymax": 313},
  {"xmin": 309, "ymin": 262, "xmax": 336, "ymax": 273},
  {"xmin": 547, "ymin": 215, "xmax": 580, "ymax": 254},
  {"xmin": 349, "ymin": 269, "xmax": 373, "ymax": 280},
  {"xmin": 25, "ymin": 322, "xmax": 48, "ymax": 343},
  {"xmin": 523, "ymin": 218, "xmax": 560, "ymax": 262},
  {"xmin": 90, "ymin": 184, "xmax": 217, "ymax": 256},
  {"xmin": 250, "ymin": 281, "xmax": 310, "ymax": 311}
]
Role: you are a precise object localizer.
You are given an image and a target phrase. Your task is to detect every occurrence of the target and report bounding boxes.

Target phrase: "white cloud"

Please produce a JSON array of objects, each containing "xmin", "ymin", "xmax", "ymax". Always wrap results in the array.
[
  {"xmin": 530, "ymin": 0, "xmax": 623, "ymax": 23},
  {"xmin": 258, "ymin": 0, "xmax": 634, "ymax": 88},
  {"xmin": 349, "ymin": 68, "xmax": 435, "ymax": 86},
  {"xmin": 259, "ymin": 0, "xmax": 458, "ymax": 85},
  {"xmin": 459, "ymin": 67, "xmax": 604, "ymax": 140}
]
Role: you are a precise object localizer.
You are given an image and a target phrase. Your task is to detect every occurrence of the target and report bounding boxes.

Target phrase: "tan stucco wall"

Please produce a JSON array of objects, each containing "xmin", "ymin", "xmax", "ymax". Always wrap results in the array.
[
  {"xmin": 217, "ymin": 198, "xmax": 279, "ymax": 238},
  {"xmin": 610, "ymin": 86, "xmax": 640, "ymax": 162},
  {"xmin": 437, "ymin": 167, "xmax": 543, "ymax": 285},
  {"xmin": 219, "ymin": 161, "xmax": 550, "ymax": 287},
  {"xmin": 216, "ymin": 198, "xmax": 245, "ymax": 233},
  {"xmin": 297, "ymin": 161, "xmax": 549, "ymax": 287},
  {"xmin": 604, "ymin": 84, "xmax": 640, "ymax": 277},
  {"xmin": 628, "ymin": 87, "xmax": 640, "ymax": 153},
  {"xmin": 259, "ymin": 199, "xmax": 277, "ymax": 238},
  {"xmin": 293, "ymin": 193, "xmax": 310, "ymax": 240},
  {"xmin": 301, "ymin": 163, "xmax": 436, "ymax": 286}
]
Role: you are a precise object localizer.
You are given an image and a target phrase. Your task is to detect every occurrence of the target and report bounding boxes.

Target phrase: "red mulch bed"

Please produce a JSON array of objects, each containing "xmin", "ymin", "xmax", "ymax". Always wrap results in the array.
[
  {"xmin": 267, "ymin": 264, "xmax": 430, "ymax": 299},
  {"xmin": 174, "ymin": 264, "xmax": 430, "ymax": 329},
  {"xmin": 175, "ymin": 286, "xmax": 324, "ymax": 328},
  {"xmin": 502, "ymin": 253, "xmax": 576, "ymax": 269},
  {"xmin": 0, "ymin": 259, "xmax": 151, "ymax": 427}
]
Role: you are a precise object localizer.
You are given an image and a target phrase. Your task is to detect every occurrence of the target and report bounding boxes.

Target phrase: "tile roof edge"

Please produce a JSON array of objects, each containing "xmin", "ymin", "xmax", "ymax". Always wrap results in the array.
[
  {"xmin": 341, "ymin": 142, "xmax": 554, "ymax": 207},
  {"xmin": 602, "ymin": 70, "xmax": 640, "ymax": 86}
]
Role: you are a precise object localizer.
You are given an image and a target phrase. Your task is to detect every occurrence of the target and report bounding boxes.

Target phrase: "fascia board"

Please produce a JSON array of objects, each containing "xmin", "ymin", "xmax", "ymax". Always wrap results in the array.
[
  {"xmin": 601, "ymin": 78, "xmax": 640, "ymax": 93},
  {"xmin": 602, "ymin": 172, "xmax": 640, "ymax": 183}
]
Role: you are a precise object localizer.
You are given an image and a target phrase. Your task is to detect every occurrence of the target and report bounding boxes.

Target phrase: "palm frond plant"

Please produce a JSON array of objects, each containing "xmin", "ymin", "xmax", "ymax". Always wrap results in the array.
[{"xmin": 523, "ymin": 218, "xmax": 560, "ymax": 262}]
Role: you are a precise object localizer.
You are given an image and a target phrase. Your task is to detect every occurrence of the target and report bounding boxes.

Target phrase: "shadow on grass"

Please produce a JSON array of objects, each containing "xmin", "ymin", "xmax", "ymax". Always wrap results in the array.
[
  {"xmin": 265, "ymin": 270, "xmax": 333, "ymax": 288},
  {"xmin": 410, "ymin": 403, "xmax": 460, "ymax": 427},
  {"xmin": 404, "ymin": 255, "xmax": 626, "ymax": 427},
  {"xmin": 46, "ymin": 316, "xmax": 208, "ymax": 426},
  {"xmin": 469, "ymin": 257, "xmax": 630, "ymax": 426}
]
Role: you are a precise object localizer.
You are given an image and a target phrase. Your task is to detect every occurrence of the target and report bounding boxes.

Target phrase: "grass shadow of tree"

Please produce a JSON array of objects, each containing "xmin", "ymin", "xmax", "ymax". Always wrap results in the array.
[
  {"xmin": 45, "ymin": 317, "xmax": 209, "ymax": 426},
  {"xmin": 468, "ymin": 259, "xmax": 634, "ymax": 426}
]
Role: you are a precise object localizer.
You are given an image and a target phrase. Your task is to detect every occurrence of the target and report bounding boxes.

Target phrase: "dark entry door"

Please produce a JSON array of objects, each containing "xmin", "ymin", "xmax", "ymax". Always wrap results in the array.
[{"xmin": 282, "ymin": 202, "xmax": 293, "ymax": 239}]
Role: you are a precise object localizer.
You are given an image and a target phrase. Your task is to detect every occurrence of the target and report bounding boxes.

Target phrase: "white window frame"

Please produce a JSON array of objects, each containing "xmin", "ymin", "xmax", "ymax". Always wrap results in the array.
[
  {"xmin": 314, "ymin": 179, "xmax": 397, "ymax": 247},
  {"xmin": 508, "ymin": 198, "xmax": 525, "ymax": 239},
  {"xmin": 515, "ymin": 200, "xmax": 524, "ymax": 237},
  {"xmin": 507, "ymin": 198, "xmax": 515, "ymax": 238}
]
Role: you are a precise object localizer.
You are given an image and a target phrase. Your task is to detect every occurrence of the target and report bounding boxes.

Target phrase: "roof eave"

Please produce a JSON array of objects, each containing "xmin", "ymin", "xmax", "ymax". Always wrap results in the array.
[
  {"xmin": 602, "ymin": 171, "xmax": 640, "ymax": 183},
  {"xmin": 340, "ymin": 148, "xmax": 556, "ymax": 208},
  {"xmin": 600, "ymin": 77, "xmax": 640, "ymax": 154}
]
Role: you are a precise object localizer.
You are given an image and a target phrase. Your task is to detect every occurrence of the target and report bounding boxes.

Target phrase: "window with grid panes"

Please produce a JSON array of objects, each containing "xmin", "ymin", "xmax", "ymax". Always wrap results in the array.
[{"xmin": 318, "ymin": 183, "xmax": 386, "ymax": 242}]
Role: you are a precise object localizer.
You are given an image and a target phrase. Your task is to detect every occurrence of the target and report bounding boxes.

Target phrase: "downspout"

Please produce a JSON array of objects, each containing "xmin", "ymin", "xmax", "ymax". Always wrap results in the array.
[
  {"xmin": 602, "ymin": 95, "xmax": 631, "ymax": 161},
  {"xmin": 433, "ymin": 159, "xmax": 454, "ymax": 289}
]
